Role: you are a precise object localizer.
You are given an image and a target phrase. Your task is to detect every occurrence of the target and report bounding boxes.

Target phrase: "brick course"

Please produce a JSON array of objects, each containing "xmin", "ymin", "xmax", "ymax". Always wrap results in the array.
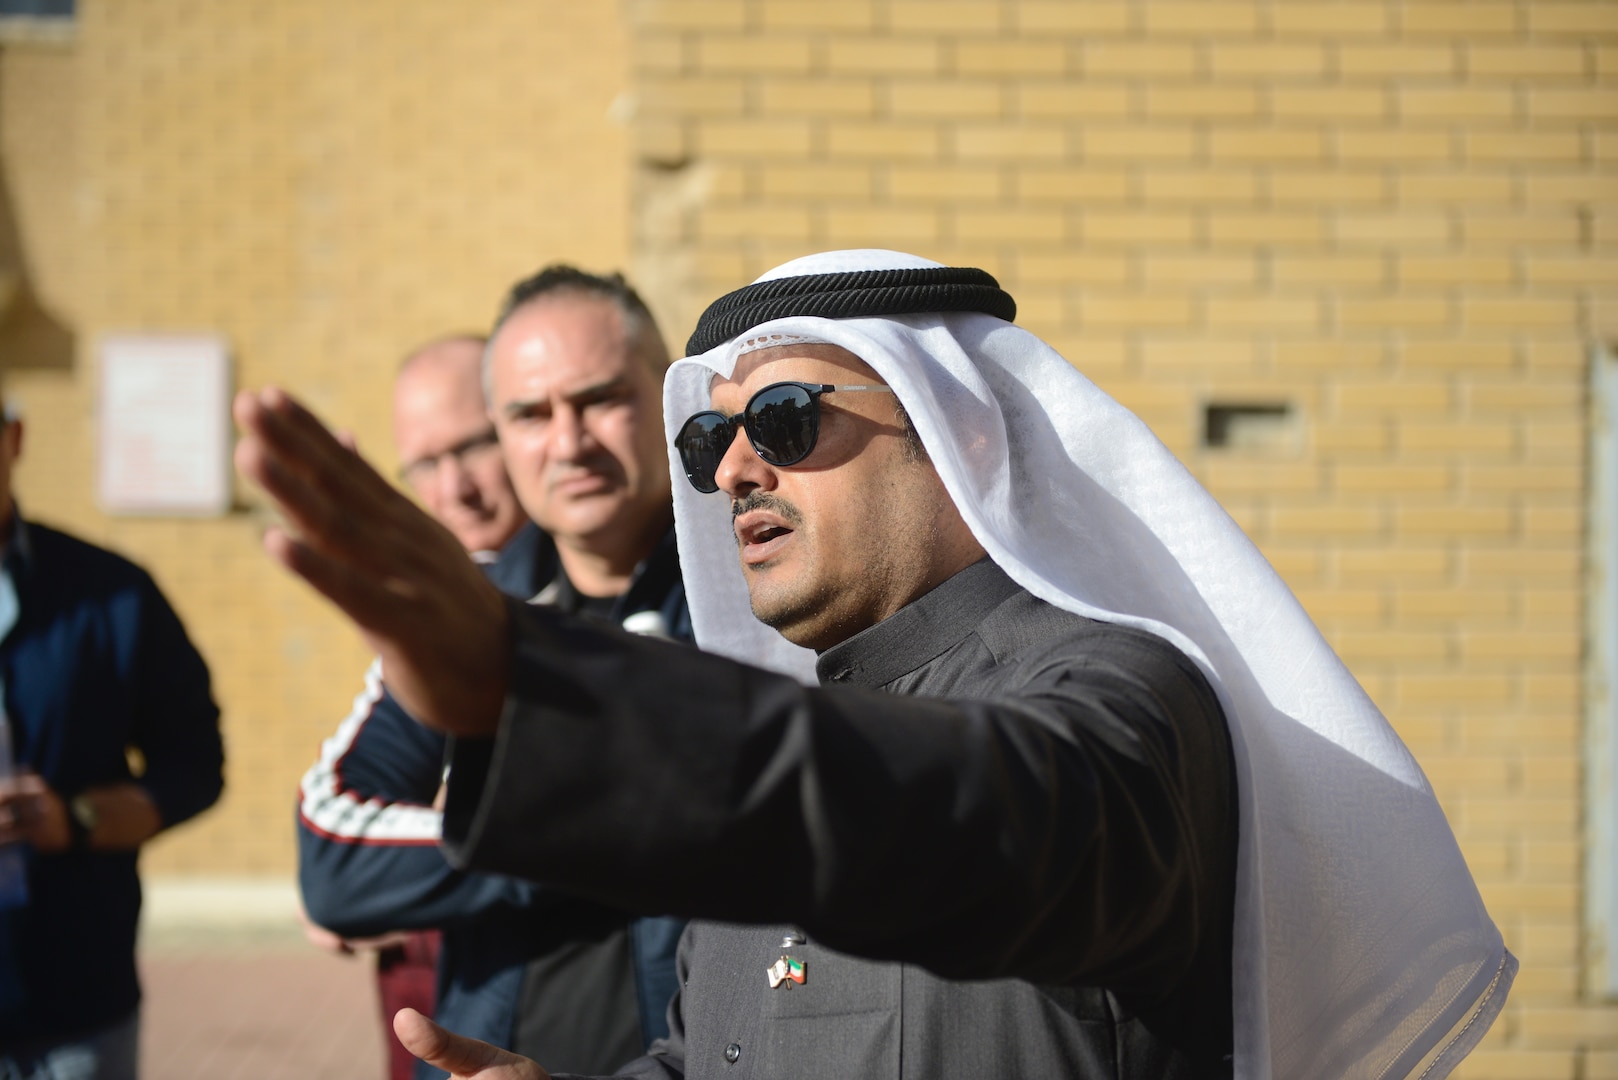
[
  {"xmin": 2, "ymin": 0, "xmax": 1612, "ymax": 1071},
  {"xmin": 2, "ymin": 0, "xmax": 634, "ymax": 876}
]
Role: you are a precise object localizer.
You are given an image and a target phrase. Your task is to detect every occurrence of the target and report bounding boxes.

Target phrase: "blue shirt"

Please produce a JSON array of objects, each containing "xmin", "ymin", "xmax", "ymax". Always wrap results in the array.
[{"xmin": 0, "ymin": 512, "xmax": 224, "ymax": 1044}]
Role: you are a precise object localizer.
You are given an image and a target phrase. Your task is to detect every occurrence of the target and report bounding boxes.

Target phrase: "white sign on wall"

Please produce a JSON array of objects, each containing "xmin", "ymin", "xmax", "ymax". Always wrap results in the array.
[{"xmin": 97, "ymin": 335, "xmax": 232, "ymax": 516}]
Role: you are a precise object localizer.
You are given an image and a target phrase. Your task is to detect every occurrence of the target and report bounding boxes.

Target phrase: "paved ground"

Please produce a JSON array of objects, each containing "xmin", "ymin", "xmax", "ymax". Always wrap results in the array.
[{"xmin": 139, "ymin": 926, "xmax": 385, "ymax": 1080}]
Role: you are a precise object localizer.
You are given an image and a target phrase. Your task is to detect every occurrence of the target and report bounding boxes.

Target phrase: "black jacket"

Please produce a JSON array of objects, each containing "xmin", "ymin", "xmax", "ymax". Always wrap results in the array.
[{"xmin": 0, "ymin": 516, "xmax": 223, "ymax": 1045}]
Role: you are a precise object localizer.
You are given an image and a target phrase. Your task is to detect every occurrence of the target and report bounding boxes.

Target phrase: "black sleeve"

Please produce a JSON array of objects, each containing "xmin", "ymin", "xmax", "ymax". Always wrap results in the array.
[
  {"xmin": 129, "ymin": 574, "xmax": 224, "ymax": 828},
  {"xmin": 443, "ymin": 596, "xmax": 1232, "ymax": 992}
]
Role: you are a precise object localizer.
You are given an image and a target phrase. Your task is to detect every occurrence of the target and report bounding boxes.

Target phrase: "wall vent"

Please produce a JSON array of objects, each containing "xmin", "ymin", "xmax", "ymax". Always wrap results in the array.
[{"xmin": 1203, "ymin": 402, "xmax": 1295, "ymax": 451}]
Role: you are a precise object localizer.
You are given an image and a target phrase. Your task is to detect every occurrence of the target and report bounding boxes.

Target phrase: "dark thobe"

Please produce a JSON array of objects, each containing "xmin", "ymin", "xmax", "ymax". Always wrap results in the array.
[{"xmin": 444, "ymin": 558, "xmax": 1237, "ymax": 1079}]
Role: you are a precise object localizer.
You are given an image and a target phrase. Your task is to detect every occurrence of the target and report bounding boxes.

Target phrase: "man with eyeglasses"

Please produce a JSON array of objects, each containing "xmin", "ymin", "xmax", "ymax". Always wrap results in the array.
[
  {"xmin": 298, "ymin": 334, "xmax": 542, "ymax": 1080},
  {"xmin": 393, "ymin": 335, "xmax": 527, "ymax": 561},
  {"xmin": 296, "ymin": 275, "xmax": 687, "ymax": 1080},
  {"xmin": 241, "ymin": 250, "xmax": 1512, "ymax": 1080}
]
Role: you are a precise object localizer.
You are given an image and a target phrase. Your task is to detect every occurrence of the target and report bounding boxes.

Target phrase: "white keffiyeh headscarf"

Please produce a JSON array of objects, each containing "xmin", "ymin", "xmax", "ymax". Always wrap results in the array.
[{"xmin": 662, "ymin": 249, "xmax": 1514, "ymax": 1080}]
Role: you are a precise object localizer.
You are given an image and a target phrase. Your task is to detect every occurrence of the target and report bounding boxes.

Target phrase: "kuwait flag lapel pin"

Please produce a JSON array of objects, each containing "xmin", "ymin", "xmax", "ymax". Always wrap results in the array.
[{"xmin": 767, "ymin": 955, "xmax": 807, "ymax": 989}]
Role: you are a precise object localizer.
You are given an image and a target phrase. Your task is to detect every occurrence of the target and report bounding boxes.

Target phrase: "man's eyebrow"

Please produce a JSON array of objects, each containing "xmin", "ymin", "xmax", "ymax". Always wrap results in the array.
[
  {"xmin": 564, "ymin": 375, "xmax": 631, "ymax": 404},
  {"xmin": 500, "ymin": 396, "xmax": 545, "ymax": 419},
  {"xmin": 500, "ymin": 376, "xmax": 630, "ymax": 418}
]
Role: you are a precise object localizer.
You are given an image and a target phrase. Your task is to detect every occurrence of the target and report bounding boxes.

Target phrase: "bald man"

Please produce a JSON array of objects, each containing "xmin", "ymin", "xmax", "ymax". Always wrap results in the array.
[
  {"xmin": 392, "ymin": 336, "xmax": 525, "ymax": 558},
  {"xmin": 300, "ymin": 335, "xmax": 545, "ymax": 1080}
]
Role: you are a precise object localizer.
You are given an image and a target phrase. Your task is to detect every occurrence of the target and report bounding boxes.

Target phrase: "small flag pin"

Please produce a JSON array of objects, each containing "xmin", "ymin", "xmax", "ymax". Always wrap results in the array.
[{"xmin": 767, "ymin": 955, "xmax": 807, "ymax": 989}]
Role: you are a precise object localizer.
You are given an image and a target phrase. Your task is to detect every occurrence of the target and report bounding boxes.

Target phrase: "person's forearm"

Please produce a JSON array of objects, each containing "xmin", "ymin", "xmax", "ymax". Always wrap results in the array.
[
  {"xmin": 297, "ymin": 820, "xmax": 542, "ymax": 938},
  {"xmin": 443, "ymin": 599, "xmax": 1226, "ymax": 989},
  {"xmin": 297, "ymin": 674, "xmax": 545, "ymax": 937}
]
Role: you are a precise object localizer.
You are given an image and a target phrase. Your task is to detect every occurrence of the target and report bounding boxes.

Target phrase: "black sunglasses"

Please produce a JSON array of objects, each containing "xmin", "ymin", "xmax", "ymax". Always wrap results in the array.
[{"xmin": 674, "ymin": 381, "xmax": 895, "ymax": 494}]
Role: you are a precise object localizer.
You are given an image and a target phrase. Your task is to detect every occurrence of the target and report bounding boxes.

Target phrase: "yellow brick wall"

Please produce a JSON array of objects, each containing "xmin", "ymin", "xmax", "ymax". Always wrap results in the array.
[
  {"xmin": 0, "ymin": 0, "xmax": 633, "ymax": 875},
  {"xmin": 2, "ymin": 0, "xmax": 1614, "ymax": 1073},
  {"xmin": 628, "ymin": 0, "xmax": 1616, "ymax": 1074}
]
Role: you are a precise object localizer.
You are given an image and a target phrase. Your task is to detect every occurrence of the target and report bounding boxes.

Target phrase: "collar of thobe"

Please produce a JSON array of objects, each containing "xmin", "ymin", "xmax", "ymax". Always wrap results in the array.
[{"xmin": 816, "ymin": 558, "xmax": 1018, "ymax": 688}]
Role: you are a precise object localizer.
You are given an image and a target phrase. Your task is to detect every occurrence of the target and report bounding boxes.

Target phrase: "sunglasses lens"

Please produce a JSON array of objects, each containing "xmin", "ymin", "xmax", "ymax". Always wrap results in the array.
[
  {"xmin": 675, "ymin": 412, "xmax": 733, "ymax": 494},
  {"xmin": 675, "ymin": 384, "xmax": 824, "ymax": 494},
  {"xmin": 746, "ymin": 384, "xmax": 818, "ymax": 466}
]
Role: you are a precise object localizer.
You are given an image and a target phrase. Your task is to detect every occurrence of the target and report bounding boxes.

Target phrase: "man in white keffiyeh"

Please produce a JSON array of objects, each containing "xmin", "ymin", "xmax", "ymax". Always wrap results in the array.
[
  {"xmin": 660, "ymin": 249, "xmax": 1516, "ymax": 1080},
  {"xmin": 235, "ymin": 249, "xmax": 1513, "ymax": 1080}
]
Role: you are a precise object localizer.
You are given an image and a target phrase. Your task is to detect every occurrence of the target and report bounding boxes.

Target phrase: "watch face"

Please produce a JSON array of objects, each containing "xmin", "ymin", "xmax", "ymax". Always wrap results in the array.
[{"xmin": 70, "ymin": 796, "xmax": 98, "ymax": 830}]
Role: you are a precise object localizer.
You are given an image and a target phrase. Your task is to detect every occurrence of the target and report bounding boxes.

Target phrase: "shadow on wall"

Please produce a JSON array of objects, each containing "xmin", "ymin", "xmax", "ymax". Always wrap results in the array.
[{"xmin": 0, "ymin": 145, "xmax": 72, "ymax": 373}]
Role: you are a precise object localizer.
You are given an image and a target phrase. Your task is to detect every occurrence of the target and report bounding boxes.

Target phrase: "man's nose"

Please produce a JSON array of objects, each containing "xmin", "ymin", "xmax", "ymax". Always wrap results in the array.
[
  {"xmin": 714, "ymin": 425, "xmax": 773, "ymax": 497},
  {"xmin": 548, "ymin": 405, "xmax": 590, "ymax": 461},
  {"xmin": 436, "ymin": 454, "xmax": 478, "ymax": 503}
]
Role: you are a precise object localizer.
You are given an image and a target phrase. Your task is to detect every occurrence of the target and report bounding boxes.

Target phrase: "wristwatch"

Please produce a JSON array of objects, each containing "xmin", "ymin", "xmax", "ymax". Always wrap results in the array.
[{"xmin": 67, "ymin": 795, "xmax": 97, "ymax": 851}]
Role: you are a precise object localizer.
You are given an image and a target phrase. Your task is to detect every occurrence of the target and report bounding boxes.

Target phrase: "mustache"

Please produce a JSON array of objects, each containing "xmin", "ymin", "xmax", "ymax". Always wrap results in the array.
[{"xmin": 731, "ymin": 491, "xmax": 803, "ymax": 527}]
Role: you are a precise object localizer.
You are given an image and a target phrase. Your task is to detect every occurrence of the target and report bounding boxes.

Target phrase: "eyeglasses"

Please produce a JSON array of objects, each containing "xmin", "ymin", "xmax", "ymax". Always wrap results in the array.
[
  {"xmin": 674, "ymin": 381, "xmax": 894, "ymax": 494},
  {"xmin": 398, "ymin": 427, "xmax": 501, "ymax": 486}
]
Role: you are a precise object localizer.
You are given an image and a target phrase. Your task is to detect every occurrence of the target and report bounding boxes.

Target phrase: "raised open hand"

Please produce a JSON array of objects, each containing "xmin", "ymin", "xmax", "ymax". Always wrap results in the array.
[{"xmin": 233, "ymin": 387, "xmax": 509, "ymax": 736}]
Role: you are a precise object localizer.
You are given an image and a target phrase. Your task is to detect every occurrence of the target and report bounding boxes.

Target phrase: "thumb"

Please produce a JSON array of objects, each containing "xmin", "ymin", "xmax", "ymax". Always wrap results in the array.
[{"xmin": 393, "ymin": 1008, "xmax": 547, "ymax": 1080}]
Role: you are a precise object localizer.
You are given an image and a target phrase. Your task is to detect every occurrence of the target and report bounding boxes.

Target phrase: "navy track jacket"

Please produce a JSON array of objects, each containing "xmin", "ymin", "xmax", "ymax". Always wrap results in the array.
[{"xmin": 297, "ymin": 523, "xmax": 689, "ymax": 1077}]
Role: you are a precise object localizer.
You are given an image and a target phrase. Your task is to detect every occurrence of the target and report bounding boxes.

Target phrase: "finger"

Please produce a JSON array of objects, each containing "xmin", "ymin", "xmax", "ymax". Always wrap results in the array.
[
  {"xmin": 259, "ymin": 524, "xmax": 497, "ymax": 692},
  {"xmin": 260, "ymin": 527, "xmax": 412, "ymax": 639},
  {"xmin": 239, "ymin": 446, "xmax": 359, "ymax": 570},
  {"xmin": 234, "ymin": 388, "xmax": 340, "ymax": 490},
  {"xmin": 393, "ymin": 1009, "xmax": 544, "ymax": 1079},
  {"xmin": 239, "ymin": 391, "xmax": 454, "ymax": 577},
  {"xmin": 235, "ymin": 390, "xmax": 396, "ymax": 525},
  {"xmin": 236, "ymin": 387, "xmax": 349, "ymax": 468},
  {"xmin": 255, "ymin": 390, "xmax": 393, "ymax": 510},
  {"xmin": 239, "ymin": 426, "xmax": 419, "ymax": 590},
  {"xmin": 235, "ymin": 394, "xmax": 391, "ymax": 545},
  {"xmin": 234, "ymin": 410, "xmax": 345, "ymax": 538}
]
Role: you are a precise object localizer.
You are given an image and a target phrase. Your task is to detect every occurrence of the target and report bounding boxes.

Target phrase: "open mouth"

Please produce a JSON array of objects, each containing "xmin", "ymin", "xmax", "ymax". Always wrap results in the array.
[{"xmin": 735, "ymin": 512, "xmax": 794, "ymax": 563}]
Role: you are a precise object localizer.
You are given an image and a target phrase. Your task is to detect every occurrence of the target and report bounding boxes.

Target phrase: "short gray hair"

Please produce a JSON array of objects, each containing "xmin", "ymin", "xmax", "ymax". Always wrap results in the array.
[{"xmin": 482, "ymin": 265, "xmax": 669, "ymax": 404}]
